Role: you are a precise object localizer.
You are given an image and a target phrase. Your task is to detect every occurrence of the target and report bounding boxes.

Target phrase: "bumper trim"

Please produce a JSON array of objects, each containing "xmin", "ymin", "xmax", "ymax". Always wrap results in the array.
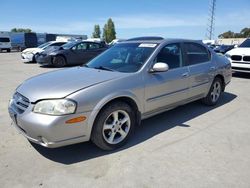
[{"xmin": 12, "ymin": 120, "xmax": 86, "ymax": 148}]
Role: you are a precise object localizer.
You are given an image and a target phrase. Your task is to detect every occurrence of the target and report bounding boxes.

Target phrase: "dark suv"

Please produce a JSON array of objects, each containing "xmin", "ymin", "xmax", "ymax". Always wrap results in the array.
[{"xmin": 36, "ymin": 41, "xmax": 108, "ymax": 67}]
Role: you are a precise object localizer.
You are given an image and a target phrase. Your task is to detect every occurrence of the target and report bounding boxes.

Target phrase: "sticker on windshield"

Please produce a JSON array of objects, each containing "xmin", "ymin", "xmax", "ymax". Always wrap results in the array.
[{"xmin": 138, "ymin": 43, "xmax": 157, "ymax": 48}]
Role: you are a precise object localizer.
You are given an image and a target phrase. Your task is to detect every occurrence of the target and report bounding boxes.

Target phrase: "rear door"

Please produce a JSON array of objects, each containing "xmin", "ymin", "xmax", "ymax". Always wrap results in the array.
[{"xmin": 183, "ymin": 42, "xmax": 215, "ymax": 99}]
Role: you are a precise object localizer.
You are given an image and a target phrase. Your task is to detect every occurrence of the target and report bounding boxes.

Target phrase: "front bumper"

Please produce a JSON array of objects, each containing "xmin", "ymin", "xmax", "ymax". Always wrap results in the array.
[
  {"xmin": 21, "ymin": 53, "xmax": 34, "ymax": 63},
  {"xmin": 36, "ymin": 54, "xmax": 52, "ymax": 65},
  {"xmin": 231, "ymin": 61, "xmax": 250, "ymax": 73},
  {"xmin": 8, "ymin": 97, "xmax": 92, "ymax": 148}
]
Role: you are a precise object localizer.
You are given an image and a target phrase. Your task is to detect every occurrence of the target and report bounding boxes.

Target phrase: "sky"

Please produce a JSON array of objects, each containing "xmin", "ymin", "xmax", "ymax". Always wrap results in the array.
[{"xmin": 1, "ymin": 0, "xmax": 250, "ymax": 39}]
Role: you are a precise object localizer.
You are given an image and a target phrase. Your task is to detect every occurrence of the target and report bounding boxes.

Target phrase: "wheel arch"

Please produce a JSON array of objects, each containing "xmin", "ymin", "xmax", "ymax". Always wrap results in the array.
[
  {"xmin": 214, "ymin": 74, "xmax": 225, "ymax": 91},
  {"xmin": 87, "ymin": 94, "xmax": 142, "ymax": 140}
]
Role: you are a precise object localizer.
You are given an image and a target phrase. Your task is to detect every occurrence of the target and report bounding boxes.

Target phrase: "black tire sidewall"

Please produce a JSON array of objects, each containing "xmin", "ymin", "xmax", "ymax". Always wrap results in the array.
[
  {"xmin": 205, "ymin": 78, "xmax": 222, "ymax": 105},
  {"xmin": 91, "ymin": 102, "xmax": 136, "ymax": 150},
  {"xmin": 53, "ymin": 56, "xmax": 66, "ymax": 67}
]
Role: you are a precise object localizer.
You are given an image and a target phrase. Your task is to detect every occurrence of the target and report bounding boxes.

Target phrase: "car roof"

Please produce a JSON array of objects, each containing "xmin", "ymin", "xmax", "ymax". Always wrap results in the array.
[{"xmin": 120, "ymin": 37, "xmax": 203, "ymax": 45}]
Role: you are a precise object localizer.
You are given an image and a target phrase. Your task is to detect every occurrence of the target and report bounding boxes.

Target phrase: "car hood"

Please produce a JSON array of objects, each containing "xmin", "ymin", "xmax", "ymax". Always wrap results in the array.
[
  {"xmin": 17, "ymin": 67, "xmax": 126, "ymax": 102},
  {"xmin": 227, "ymin": 47, "xmax": 250, "ymax": 56},
  {"xmin": 22, "ymin": 48, "xmax": 43, "ymax": 54},
  {"xmin": 41, "ymin": 46, "xmax": 61, "ymax": 55}
]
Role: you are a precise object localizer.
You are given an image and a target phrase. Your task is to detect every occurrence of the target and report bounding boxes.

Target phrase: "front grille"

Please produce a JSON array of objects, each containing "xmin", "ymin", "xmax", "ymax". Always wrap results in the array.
[
  {"xmin": 231, "ymin": 55, "xmax": 242, "ymax": 61},
  {"xmin": 243, "ymin": 56, "xmax": 250, "ymax": 62},
  {"xmin": 11, "ymin": 92, "xmax": 30, "ymax": 114},
  {"xmin": 232, "ymin": 67, "xmax": 250, "ymax": 71}
]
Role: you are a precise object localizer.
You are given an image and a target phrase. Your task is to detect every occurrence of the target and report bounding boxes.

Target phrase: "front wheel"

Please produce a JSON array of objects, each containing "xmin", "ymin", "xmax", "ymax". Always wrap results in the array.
[
  {"xmin": 91, "ymin": 102, "xmax": 136, "ymax": 150},
  {"xmin": 202, "ymin": 77, "xmax": 223, "ymax": 106},
  {"xmin": 52, "ymin": 56, "xmax": 66, "ymax": 67}
]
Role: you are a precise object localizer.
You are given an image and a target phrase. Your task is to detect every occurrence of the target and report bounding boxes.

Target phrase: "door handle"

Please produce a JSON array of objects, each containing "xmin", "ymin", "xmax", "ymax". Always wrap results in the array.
[{"xmin": 182, "ymin": 72, "xmax": 189, "ymax": 78}]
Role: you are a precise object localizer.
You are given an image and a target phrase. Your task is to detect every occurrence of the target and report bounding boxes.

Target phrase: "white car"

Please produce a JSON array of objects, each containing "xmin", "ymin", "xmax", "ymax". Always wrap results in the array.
[
  {"xmin": 21, "ymin": 41, "xmax": 66, "ymax": 63},
  {"xmin": 225, "ymin": 38, "xmax": 250, "ymax": 73}
]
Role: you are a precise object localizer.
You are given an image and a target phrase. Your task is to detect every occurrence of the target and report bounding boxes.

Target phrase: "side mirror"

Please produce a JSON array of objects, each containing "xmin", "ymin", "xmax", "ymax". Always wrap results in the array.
[{"xmin": 150, "ymin": 62, "xmax": 169, "ymax": 73}]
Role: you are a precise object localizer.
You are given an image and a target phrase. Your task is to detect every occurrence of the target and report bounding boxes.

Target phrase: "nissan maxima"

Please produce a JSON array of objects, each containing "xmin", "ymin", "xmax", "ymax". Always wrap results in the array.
[{"xmin": 8, "ymin": 37, "xmax": 232, "ymax": 150}]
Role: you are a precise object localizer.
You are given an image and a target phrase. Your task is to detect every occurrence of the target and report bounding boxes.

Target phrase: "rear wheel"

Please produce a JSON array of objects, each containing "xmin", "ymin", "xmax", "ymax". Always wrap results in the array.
[
  {"xmin": 202, "ymin": 77, "xmax": 223, "ymax": 106},
  {"xmin": 91, "ymin": 102, "xmax": 135, "ymax": 150},
  {"xmin": 52, "ymin": 56, "xmax": 66, "ymax": 67}
]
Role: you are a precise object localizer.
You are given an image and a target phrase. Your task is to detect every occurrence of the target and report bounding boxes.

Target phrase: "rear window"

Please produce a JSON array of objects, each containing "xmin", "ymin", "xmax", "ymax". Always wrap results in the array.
[
  {"xmin": 184, "ymin": 43, "xmax": 210, "ymax": 65},
  {"xmin": 0, "ymin": 37, "xmax": 10, "ymax": 42}
]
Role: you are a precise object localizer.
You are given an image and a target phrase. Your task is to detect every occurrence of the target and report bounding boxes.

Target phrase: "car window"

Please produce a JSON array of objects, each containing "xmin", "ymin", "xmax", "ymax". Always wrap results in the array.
[
  {"xmin": 50, "ymin": 42, "xmax": 65, "ymax": 46},
  {"xmin": 87, "ymin": 43, "xmax": 157, "ymax": 73},
  {"xmin": 72, "ymin": 43, "xmax": 87, "ymax": 50},
  {"xmin": 184, "ymin": 43, "xmax": 210, "ymax": 65},
  {"xmin": 89, "ymin": 43, "xmax": 101, "ymax": 49},
  {"xmin": 0, "ymin": 37, "xmax": 10, "ymax": 42},
  {"xmin": 239, "ymin": 39, "xmax": 250, "ymax": 48},
  {"xmin": 155, "ymin": 43, "xmax": 182, "ymax": 69}
]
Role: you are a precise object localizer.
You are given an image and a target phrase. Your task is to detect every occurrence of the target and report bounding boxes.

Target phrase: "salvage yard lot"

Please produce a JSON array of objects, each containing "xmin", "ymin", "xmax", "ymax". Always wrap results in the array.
[{"xmin": 0, "ymin": 52, "xmax": 250, "ymax": 188}]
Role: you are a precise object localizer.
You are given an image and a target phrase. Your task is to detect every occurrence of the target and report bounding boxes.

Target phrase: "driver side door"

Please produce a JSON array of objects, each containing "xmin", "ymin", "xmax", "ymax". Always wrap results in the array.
[
  {"xmin": 69, "ymin": 42, "xmax": 88, "ymax": 64},
  {"xmin": 144, "ymin": 43, "xmax": 190, "ymax": 114}
]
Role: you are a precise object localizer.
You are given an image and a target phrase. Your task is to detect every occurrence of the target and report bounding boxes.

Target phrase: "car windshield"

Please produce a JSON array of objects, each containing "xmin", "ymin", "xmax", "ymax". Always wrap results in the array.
[
  {"xmin": 239, "ymin": 39, "xmax": 250, "ymax": 48},
  {"xmin": 38, "ymin": 42, "xmax": 53, "ymax": 49},
  {"xmin": 62, "ymin": 42, "xmax": 77, "ymax": 50},
  {"xmin": 87, "ymin": 42, "xmax": 158, "ymax": 73}
]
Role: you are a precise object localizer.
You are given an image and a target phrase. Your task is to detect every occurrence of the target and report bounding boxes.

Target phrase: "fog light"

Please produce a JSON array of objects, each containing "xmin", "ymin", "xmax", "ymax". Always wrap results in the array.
[{"xmin": 66, "ymin": 116, "xmax": 86, "ymax": 124}]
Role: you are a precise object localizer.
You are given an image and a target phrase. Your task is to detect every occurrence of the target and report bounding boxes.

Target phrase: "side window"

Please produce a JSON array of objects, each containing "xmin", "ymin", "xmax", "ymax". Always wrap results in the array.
[
  {"xmin": 89, "ymin": 43, "xmax": 101, "ymax": 49},
  {"xmin": 51, "ymin": 42, "xmax": 65, "ymax": 46},
  {"xmin": 156, "ymin": 43, "xmax": 182, "ymax": 69},
  {"xmin": 184, "ymin": 43, "xmax": 210, "ymax": 65},
  {"xmin": 72, "ymin": 43, "xmax": 87, "ymax": 50}
]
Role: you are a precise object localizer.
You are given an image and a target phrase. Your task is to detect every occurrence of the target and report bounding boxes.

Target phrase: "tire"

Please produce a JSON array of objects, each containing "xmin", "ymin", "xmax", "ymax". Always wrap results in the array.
[
  {"xmin": 91, "ymin": 102, "xmax": 136, "ymax": 150},
  {"xmin": 7, "ymin": 49, "xmax": 11, "ymax": 52},
  {"xmin": 52, "ymin": 55, "xmax": 66, "ymax": 67},
  {"xmin": 32, "ymin": 53, "xmax": 37, "ymax": 62},
  {"xmin": 202, "ymin": 77, "xmax": 223, "ymax": 106}
]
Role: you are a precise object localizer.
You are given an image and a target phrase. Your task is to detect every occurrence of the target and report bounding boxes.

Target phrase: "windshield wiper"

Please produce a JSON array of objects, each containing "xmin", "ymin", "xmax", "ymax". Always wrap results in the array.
[{"xmin": 94, "ymin": 66, "xmax": 115, "ymax": 72}]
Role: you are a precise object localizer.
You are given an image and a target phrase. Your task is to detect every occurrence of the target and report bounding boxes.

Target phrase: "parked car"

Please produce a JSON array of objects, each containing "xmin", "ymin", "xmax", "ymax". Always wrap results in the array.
[
  {"xmin": 8, "ymin": 38, "xmax": 231, "ymax": 150},
  {"xmin": 225, "ymin": 38, "xmax": 250, "ymax": 73},
  {"xmin": 36, "ymin": 41, "xmax": 108, "ymax": 67},
  {"xmin": 21, "ymin": 41, "xmax": 66, "ymax": 63},
  {"xmin": 0, "ymin": 32, "xmax": 11, "ymax": 52},
  {"xmin": 214, "ymin": 45, "xmax": 234, "ymax": 54}
]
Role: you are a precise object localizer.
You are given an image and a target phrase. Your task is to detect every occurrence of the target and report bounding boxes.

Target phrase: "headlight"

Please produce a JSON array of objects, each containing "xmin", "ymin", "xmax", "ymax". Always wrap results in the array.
[
  {"xmin": 49, "ymin": 52, "xmax": 57, "ymax": 56},
  {"xmin": 225, "ymin": 53, "xmax": 231, "ymax": 59},
  {"xmin": 33, "ymin": 99, "xmax": 77, "ymax": 115}
]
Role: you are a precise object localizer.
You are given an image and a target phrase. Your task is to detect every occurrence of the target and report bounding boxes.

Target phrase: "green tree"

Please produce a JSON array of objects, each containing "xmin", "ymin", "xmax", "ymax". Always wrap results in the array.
[
  {"xmin": 240, "ymin": 28, "xmax": 250, "ymax": 38},
  {"xmin": 218, "ymin": 30, "xmax": 235, "ymax": 38},
  {"xmin": 11, "ymin": 28, "xmax": 32, "ymax": 33},
  {"xmin": 92, "ymin": 25, "xmax": 101, "ymax": 38},
  {"xmin": 102, "ymin": 18, "xmax": 116, "ymax": 43}
]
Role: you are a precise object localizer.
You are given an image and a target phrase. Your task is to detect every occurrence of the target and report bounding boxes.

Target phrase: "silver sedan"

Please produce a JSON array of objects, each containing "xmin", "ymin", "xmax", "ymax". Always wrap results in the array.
[{"xmin": 8, "ymin": 38, "xmax": 232, "ymax": 150}]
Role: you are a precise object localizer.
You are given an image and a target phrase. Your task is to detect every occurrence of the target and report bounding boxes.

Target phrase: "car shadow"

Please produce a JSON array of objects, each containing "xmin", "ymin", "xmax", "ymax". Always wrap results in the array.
[
  {"xmin": 232, "ymin": 72, "xmax": 250, "ymax": 79},
  {"xmin": 31, "ymin": 92, "xmax": 237, "ymax": 164}
]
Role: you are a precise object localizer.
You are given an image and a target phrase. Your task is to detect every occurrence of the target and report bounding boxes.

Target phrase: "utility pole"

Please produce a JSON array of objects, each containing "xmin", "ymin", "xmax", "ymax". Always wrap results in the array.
[{"xmin": 206, "ymin": 0, "xmax": 216, "ymax": 40}]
